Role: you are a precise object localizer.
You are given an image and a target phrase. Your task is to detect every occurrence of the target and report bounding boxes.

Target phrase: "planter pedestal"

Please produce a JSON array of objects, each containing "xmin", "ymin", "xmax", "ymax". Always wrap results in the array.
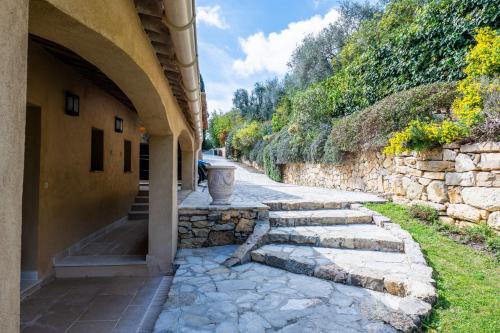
[{"xmin": 207, "ymin": 165, "xmax": 236, "ymax": 205}]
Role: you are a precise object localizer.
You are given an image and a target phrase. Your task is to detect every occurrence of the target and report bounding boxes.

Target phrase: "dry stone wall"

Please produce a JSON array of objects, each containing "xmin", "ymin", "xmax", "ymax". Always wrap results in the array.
[
  {"xmin": 282, "ymin": 142, "xmax": 500, "ymax": 231},
  {"xmin": 178, "ymin": 206, "xmax": 269, "ymax": 248}
]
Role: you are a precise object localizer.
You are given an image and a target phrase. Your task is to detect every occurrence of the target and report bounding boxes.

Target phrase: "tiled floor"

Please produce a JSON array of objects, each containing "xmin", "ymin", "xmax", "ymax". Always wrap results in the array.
[
  {"xmin": 21, "ymin": 276, "xmax": 172, "ymax": 333},
  {"xmin": 73, "ymin": 220, "xmax": 148, "ymax": 256}
]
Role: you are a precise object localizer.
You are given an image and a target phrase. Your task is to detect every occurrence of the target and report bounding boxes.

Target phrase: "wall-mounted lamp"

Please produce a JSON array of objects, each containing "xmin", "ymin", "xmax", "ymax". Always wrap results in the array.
[
  {"xmin": 115, "ymin": 117, "xmax": 124, "ymax": 133},
  {"xmin": 65, "ymin": 92, "xmax": 79, "ymax": 116}
]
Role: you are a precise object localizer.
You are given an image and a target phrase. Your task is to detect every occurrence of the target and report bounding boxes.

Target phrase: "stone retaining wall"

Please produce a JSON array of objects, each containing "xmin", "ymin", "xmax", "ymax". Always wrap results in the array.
[
  {"xmin": 178, "ymin": 206, "xmax": 269, "ymax": 248},
  {"xmin": 282, "ymin": 142, "xmax": 500, "ymax": 231}
]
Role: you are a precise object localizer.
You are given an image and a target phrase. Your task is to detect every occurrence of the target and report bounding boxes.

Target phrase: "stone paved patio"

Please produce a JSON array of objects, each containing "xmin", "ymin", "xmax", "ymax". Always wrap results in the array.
[
  {"xmin": 182, "ymin": 155, "xmax": 385, "ymax": 207},
  {"xmin": 154, "ymin": 246, "xmax": 430, "ymax": 333},
  {"xmin": 154, "ymin": 155, "xmax": 435, "ymax": 332}
]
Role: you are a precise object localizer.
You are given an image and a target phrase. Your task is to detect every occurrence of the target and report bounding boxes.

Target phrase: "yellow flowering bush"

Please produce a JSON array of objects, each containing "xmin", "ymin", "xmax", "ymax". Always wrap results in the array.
[{"xmin": 384, "ymin": 27, "xmax": 500, "ymax": 155}]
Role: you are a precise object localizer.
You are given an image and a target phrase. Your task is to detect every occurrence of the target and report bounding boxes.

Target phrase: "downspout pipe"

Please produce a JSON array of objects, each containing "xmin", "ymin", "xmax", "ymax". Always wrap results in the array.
[{"xmin": 163, "ymin": 0, "xmax": 203, "ymax": 141}]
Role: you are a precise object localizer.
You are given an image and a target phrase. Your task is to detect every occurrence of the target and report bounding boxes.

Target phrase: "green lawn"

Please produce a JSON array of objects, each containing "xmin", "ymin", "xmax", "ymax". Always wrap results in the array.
[{"xmin": 366, "ymin": 203, "xmax": 500, "ymax": 333}]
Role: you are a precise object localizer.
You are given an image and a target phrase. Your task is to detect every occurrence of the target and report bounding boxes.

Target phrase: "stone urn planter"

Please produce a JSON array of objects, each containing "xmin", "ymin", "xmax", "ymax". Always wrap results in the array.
[{"xmin": 207, "ymin": 165, "xmax": 236, "ymax": 205}]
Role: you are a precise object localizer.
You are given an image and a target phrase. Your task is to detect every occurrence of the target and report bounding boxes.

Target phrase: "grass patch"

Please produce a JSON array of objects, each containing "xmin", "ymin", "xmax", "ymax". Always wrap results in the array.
[{"xmin": 366, "ymin": 202, "xmax": 500, "ymax": 333}]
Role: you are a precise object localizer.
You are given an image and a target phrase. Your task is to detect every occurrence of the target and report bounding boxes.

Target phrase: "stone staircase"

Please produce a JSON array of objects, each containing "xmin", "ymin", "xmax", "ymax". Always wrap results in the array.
[
  {"xmin": 129, "ymin": 187, "xmax": 149, "ymax": 220},
  {"xmin": 226, "ymin": 199, "xmax": 436, "ymax": 305}
]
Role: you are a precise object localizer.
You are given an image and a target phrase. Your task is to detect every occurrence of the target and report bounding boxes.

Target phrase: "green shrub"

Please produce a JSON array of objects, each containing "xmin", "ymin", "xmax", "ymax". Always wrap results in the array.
[
  {"xmin": 263, "ymin": 143, "xmax": 282, "ymax": 181},
  {"xmin": 385, "ymin": 27, "xmax": 500, "ymax": 154},
  {"xmin": 408, "ymin": 204, "xmax": 439, "ymax": 223},
  {"xmin": 232, "ymin": 122, "xmax": 262, "ymax": 154},
  {"xmin": 306, "ymin": 124, "xmax": 331, "ymax": 163},
  {"xmin": 323, "ymin": 82, "xmax": 457, "ymax": 162}
]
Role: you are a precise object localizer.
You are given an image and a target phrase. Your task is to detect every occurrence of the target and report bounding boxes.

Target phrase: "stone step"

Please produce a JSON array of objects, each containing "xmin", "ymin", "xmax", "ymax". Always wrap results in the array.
[
  {"xmin": 264, "ymin": 200, "xmax": 350, "ymax": 211},
  {"xmin": 129, "ymin": 211, "xmax": 149, "ymax": 220},
  {"xmin": 269, "ymin": 209, "xmax": 372, "ymax": 227},
  {"xmin": 138, "ymin": 190, "xmax": 149, "ymax": 197},
  {"xmin": 131, "ymin": 203, "xmax": 149, "ymax": 212},
  {"xmin": 135, "ymin": 196, "xmax": 149, "ymax": 203},
  {"xmin": 251, "ymin": 244, "xmax": 434, "ymax": 300},
  {"xmin": 54, "ymin": 255, "xmax": 149, "ymax": 278},
  {"xmin": 267, "ymin": 225, "xmax": 404, "ymax": 252}
]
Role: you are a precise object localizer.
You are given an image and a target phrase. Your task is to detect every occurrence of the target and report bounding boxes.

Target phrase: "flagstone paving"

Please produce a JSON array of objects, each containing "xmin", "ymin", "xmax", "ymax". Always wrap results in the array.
[
  {"xmin": 154, "ymin": 246, "xmax": 431, "ymax": 333},
  {"xmin": 154, "ymin": 155, "xmax": 435, "ymax": 332}
]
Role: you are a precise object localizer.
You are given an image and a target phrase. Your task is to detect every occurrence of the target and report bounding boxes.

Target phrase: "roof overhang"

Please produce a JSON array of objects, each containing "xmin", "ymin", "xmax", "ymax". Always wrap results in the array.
[{"xmin": 135, "ymin": 0, "xmax": 205, "ymax": 142}]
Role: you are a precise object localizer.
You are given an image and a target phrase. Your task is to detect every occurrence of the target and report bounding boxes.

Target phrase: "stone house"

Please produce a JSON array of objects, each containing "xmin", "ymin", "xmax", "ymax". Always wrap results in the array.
[{"xmin": 0, "ymin": 0, "xmax": 207, "ymax": 331}]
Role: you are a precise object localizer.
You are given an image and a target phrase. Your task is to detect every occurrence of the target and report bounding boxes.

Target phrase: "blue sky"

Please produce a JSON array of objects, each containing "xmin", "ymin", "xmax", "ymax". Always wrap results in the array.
[{"xmin": 196, "ymin": 0, "xmax": 343, "ymax": 113}]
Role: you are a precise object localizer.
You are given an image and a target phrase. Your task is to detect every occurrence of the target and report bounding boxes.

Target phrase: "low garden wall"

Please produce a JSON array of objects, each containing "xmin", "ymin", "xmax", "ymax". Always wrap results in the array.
[
  {"xmin": 282, "ymin": 142, "xmax": 500, "ymax": 231},
  {"xmin": 178, "ymin": 205, "xmax": 269, "ymax": 248}
]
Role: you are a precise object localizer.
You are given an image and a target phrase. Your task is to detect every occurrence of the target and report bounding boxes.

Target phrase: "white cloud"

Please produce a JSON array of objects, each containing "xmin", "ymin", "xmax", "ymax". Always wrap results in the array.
[
  {"xmin": 197, "ymin": 5, "xmax": 229, "ymax": 29},
  {"xmin": 199, "ymin": 42, "xmax": 255, "ymax": 114},
  {"xmin": 232, "ymin": 9, "xmax": 340, "ymax": 77}
]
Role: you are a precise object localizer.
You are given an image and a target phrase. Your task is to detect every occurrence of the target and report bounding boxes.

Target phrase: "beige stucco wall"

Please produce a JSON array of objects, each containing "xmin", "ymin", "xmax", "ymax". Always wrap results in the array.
[
  {"xmin": 27, "ymin": 42, "xmax": 141, "ymax": 277},
  {"xmin": 29, "ymin": 0, "xmax": 197, "ymax": 144},
  {"xmin": 0, "ymin": 0, "xmax": 28, "ymax": 331}
]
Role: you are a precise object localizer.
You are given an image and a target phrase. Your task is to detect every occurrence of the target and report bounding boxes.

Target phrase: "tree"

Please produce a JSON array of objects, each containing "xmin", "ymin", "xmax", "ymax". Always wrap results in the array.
[
  {"xmin": 232, "ymin": 89, "xmax": 250, "ymax": 116},
  {"xmin": 287, "ymin": 1, "xmax": 381, "ymax": 90}
]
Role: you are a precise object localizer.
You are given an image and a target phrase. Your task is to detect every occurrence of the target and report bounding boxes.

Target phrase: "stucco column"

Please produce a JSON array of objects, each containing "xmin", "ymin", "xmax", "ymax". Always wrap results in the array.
[
  {"xmin": 181, "ymin": 149, "xmax": 195, "ymax": 190},
  {"xmin": 0, "ymin": 0, "xmax": 28, "ymax": 331},
  {"xmin": 147, "ymin": 135, "xmax": 177, "ymax": 274}
]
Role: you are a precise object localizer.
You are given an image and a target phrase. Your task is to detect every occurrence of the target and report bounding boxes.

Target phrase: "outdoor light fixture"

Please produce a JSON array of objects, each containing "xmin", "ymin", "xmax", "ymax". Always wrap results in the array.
[
  {"xmin": 115, "ymin": 117, "xmax": 124, "ymax": 133},
  {"xmin": 65, "ymin": 92, "xmax": 79, "ymax": 116}
]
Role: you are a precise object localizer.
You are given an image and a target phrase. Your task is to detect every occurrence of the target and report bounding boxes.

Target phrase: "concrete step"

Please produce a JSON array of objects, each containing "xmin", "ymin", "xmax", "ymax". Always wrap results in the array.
[
  {"xmin": 267, "ymin": 225, "xmax": 404, "ymax": 252},
  {"xmin": 263, "ymin": 200, "xmax": 350, "ymax": 211},
  {"xmin": 251, "ymin": 244, "xmax": 434, "ymax": 300},
  {"xmin": 129, "ymin": 211, "xmax": 149, "ymax": 220},
  {"xmin": 135, "ymin": 196, "xmax": 149, "ymax": 203},
  {"xmin": 131, "ymin": 203, "xmax": 149, "ymax": 212},
  {"xmin": 54, "ymin": 255, "xmax": 149, "ymax": 277},
  {"xmin": 138, "ymin": 190, "xmax": 149, "ymax": 197},
  {"xmin": 269, "ymin": 209, "xmax": 372, "ymax": 227}
]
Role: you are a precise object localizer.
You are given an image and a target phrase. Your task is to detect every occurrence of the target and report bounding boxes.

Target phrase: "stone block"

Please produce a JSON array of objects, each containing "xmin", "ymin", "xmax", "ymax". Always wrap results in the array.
[
  {"xmin": 447, "ymin": 204, "xmax": 482, "ymax": 222},
  {"xmin": 416, "ymin": 161, "xmax": 454, "ymax": 172},
  {"xmin": 487, "ymin": 211, "xmax": 500, "ymax": 231},
  {"xmin": 438, "ymin": 216, "xmax": 455, "ymax": 225},
  {"xmin": 445, "ymin": 172, "xmax": 475, "ymax": 186},
  {"xmin": 212, "ymin": 223, "xmax": 235, "ymax": 231},
  {"xmin": 190, "ymin": 215, "xmax": 207, "ymax": 222},
  {"xmin": 447, "ymin": 187, "xmax": 462, "ymax": 204},
  {"xmin": 402, "ymin": 177, "xmax": 424, "ymax": 200},
  {"xmin": 443, "ymin": 149, "xmax": 457, "ymax": 161},
  {"xmin": 455, "ymin": 154, "xmax": 476, "ymax": 172},
  {"xmin": 460, "ymin": 142, "xmax": 500, "ymax": 153},
  {"xmin": 479, "ymin": 153, "xmax": 500, "ymax": 171},
  {"xmin": 404, "ymin": 157, "xmax": 417, "ymax": 166},
  {"xmin": 393, "ymin": 176, "xmax": 406, "ymax": 196},
  {"xmin": 192, "ymin": 220, "xmax": 213, "ymax": 228},
  {"xmin": 418, "ymin": 177, "xmax": 432, "ymax": 186},
  {"xmin": 207, "ymin": 231, "xmax": 235, "ymax": 246},
  {"xmin": 192, "ymin": 228, "xmax": 209, "ymax": 238},
  {"xmin": 462, "ymin": 187, "xmax": 500, "ymax": 211},
  {"xmin": 422, "ymin": 172, "xmax": 445, "ymax": 180},
  {"xmin": 407, "ymin": 168, "xmax": 423, "ymax": 177},
  {"xmin": 235, "ymin": 218, "xmax": 255, "ymax": 233},
  {"xmin": 427, "ymin": 181, "xmax": 447, "ymax": 203},
  {"xmin": 416, "ymin": 149, "xmax": 442, "ymax": 161},
  {"xmin": 221, "ymin": 212, "xmax": 231, "ymax": 221},
  {"xmin": 476, "ymin": 172, "xmax": 496, "ymax": 187}
]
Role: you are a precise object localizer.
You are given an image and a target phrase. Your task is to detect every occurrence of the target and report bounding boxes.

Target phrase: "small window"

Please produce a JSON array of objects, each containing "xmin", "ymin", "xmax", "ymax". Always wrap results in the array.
[
  {"xmin": 124, "ymin": 140, "xmax": 132, "ymax": 172},
  {"xmin": 91, "ymin": 128, "xmax": 104, "ymax": 171}
]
